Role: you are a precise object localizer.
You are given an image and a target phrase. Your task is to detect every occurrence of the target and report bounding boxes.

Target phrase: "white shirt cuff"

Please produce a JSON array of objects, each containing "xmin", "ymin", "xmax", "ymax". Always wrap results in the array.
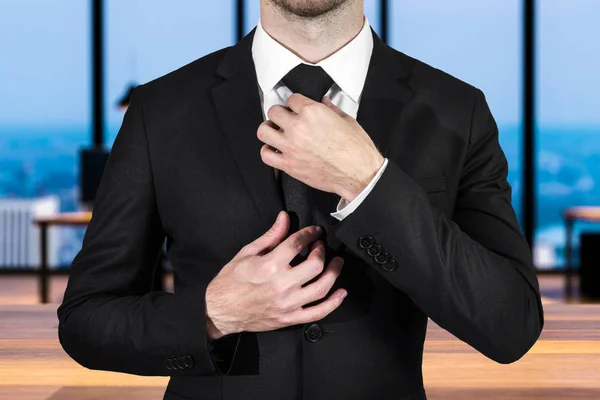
[{"xmin": 330, "ymin": 158, "xmax": 388, "ymax": 221}]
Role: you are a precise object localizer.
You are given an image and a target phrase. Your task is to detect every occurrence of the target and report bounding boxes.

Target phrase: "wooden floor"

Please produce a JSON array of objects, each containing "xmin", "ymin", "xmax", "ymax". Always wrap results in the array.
[{"xmin": 0, "ymin": 275, "xmax": 598, "ymax": 399}]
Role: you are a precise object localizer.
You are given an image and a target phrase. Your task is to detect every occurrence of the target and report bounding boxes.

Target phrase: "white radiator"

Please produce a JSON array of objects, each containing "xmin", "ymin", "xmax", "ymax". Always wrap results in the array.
[{"xmin": 0, "ymin": 196, "xmax": 60, "ymax": 268}]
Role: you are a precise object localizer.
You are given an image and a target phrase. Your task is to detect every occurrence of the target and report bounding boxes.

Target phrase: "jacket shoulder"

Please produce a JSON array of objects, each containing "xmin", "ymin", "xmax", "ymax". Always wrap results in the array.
[
  {"xmin": 385, "ymin": 46, "xmax": 488, "ymax": 144},
  {"xmin": 391, "ymin": 46, "xmax": 481, "ymax": 102},
  {"xmin": 134, "ymin": 46, "xmax": 232, "ymax": 102}
]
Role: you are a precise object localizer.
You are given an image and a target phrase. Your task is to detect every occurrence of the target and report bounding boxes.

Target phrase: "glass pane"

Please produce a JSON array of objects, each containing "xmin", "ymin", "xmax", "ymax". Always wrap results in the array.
[
  {"xmin": 535, "ymin": 0, "xmax": 600, "ymax": 270},
  {"xmin": 389, "ymin": 1, "xmax": 524, "ymax": 225},
  {"xmin": 244, "ymin": 0, "xmax": 381, "ymax": 36},
  {"xmin": 0, "ymin": 0, "xmax": 91, "ymax": 268},
  {"xmin": 105, "ymin": 0, "xmax": 236, "ymax": 145}
]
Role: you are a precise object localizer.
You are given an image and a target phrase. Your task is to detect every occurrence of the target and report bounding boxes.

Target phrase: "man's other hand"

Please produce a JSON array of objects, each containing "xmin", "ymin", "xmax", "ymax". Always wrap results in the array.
[{"xmin": 204, "ymin": 210, "xmax": 347, "ymax": 340}]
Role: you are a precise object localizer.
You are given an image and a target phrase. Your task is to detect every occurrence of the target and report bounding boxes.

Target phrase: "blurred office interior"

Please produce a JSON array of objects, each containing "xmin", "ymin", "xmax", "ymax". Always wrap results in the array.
[
  {"xmin": 0, "ymin": 1, "xmax": 599, "ymax": 399},
  {"xmin": 2, "ymin": 0, "xmax": 600, "ymax": 275}
]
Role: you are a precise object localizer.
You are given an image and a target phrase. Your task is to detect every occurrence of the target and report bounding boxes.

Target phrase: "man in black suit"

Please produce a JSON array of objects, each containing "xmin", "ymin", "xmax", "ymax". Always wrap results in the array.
[{"xmin": 57, "ymin": 1, "xmax": 544, "ymax": 399}]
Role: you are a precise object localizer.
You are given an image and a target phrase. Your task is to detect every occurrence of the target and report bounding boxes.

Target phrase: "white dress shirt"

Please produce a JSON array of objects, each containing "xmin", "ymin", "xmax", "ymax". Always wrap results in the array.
[{"xmin": 251, "ymin": 17, "xmax": 389, "ymax": 221}]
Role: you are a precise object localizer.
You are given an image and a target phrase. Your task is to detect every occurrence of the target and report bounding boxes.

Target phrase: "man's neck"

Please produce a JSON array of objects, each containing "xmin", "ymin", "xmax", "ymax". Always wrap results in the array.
[{"xmin": 260, "ymin": 0, "xmax": 364, "ymax": 64}]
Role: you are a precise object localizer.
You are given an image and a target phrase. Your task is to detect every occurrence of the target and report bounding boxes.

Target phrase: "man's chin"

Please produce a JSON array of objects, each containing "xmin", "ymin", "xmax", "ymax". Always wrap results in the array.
[{"xmin": 269, "ymin": 0, "xmax": 349, "ymax": 18}]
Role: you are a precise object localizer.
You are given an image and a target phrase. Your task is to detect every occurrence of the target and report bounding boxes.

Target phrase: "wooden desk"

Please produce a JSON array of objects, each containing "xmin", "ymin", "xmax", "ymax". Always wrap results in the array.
[
  {"xmin": 1, "ymin": 295, "xmax": 599, "ymax": 400},
  {"xmin": 563, "ymin": 206, "xmax": 600, "ymax": 297},
  {"xmin": 33, "ymin": 212, "xmax": 92, "ymax": 304},
  {"xmin": 32, "ymin": 211, "xmax": 166, "ymax": 304}
]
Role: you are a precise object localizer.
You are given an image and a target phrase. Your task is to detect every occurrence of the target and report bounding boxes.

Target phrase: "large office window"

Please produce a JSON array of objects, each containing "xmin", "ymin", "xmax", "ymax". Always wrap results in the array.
[
  {"xmin": 389, "ymin": 1, "xmax": 524, "ymax": 226},
  {"xmin": 0, "ymin": 1, "xmax": 91, "ymax": 267},
  {"xmin": 535, "ymin": 0, "xmax": 600, "ymax": 269},
  {"xmin": 105, "ymin": 0, "xmax": 236, "ymax": 144},
  {"xmin": 244, "ymin": 0, "xmax": 382, "ymax": 36}
]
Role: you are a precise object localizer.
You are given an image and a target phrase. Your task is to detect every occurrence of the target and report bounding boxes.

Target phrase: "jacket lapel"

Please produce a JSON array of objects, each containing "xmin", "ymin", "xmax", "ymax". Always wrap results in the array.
[
  {"xmin": 211, "ymin": 29, "xmax": 285, "ymax": 232},
  {"xmin": 357, "ymin": 29, "xmax": 413, "ymax": 159}
]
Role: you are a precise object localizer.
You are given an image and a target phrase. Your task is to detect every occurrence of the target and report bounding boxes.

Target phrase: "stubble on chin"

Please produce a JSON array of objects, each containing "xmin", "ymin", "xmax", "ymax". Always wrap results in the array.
[{"xmin": 267, "ymin": 0, "xmax": 350, "ymax": 19}]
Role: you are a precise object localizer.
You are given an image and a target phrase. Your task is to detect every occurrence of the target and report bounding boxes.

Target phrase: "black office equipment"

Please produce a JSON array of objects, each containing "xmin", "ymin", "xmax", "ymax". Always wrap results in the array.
[{"xmin": 579, "ymin": 232, "xmax": 600, "ymax": 299}]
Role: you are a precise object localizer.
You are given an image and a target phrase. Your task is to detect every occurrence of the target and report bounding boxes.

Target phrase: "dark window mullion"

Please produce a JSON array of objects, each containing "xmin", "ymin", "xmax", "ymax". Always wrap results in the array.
[
  {"xmin": 523, "ymin": 0, "xmax": 536, "ymax": 249},
  {"xmin": 380, "ymin": 0, "xmax": 388, "ymax": 44},
  {"xmin": 92, "ymin": 0, "xmax": 104, "ymax": 148},
  {"xmin": 237, "ymin": 0, "xmax": 245, "ymax": 42}
]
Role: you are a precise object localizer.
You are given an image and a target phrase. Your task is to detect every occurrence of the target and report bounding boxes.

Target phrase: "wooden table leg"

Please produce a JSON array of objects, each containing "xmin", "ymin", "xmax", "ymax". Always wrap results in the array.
[
  {"xmin": 39, "ymin": 222, "xmax": 49, "ymax": 304},
  {"xmin": 564, "ymin": 217, "xmax": 574, "ymax": 299}
]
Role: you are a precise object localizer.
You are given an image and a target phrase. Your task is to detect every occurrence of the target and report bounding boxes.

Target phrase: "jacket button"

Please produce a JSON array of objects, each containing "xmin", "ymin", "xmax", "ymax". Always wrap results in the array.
[
  {"xmin": 164, "ymin": 358, "xmax": 174, "ymax": 370},
  {"xmin": 183, "ymin": 355, "xmax": 194, "ymax": 368},
  {"xmin": 383, "ymin": 258, "xmax": 397, "ymax": 271},
  {"xmin": 375, "ymin": 251, "xmax": 389, "ymax": 264},
  {"xmin": 176, "ymin": 357, "xmax": 186, "ymax": 370},
  {"xmin": 367, "ymin": 244, "xmax": 382, "ymax": 257},
  {"xmin": 304, "ymin": 323, "xmax": 323, "ymax": 343},
  {"xmin": 358, "ymin": 236, "xmax": 374, "ymax": 249}
]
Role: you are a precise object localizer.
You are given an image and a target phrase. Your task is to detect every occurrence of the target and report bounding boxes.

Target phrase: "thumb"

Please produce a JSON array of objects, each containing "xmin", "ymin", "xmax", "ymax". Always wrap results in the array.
[
  {"xmin": 239, "ymin": 211, "xmax": 289, "ymax": 257},
  {"xmin": 322, "ymin": 96, "xmax": 348, "ymax": 119}
]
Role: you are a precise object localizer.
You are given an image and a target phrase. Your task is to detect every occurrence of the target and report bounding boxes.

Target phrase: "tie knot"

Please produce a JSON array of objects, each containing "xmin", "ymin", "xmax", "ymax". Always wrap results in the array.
[{"xmin": 281, "ymin": 64, "xmax": 334, "ymax": 102}]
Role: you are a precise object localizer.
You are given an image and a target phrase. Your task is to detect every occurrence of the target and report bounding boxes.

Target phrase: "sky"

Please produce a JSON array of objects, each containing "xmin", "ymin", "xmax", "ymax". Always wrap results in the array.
[
  {"xmin": 0, "ymin": 0, "xmax": 598, "ymax": 127},
  {"xmin": 389, "ymin": 0, "xmax": 600, "ymax": 126},
  {"xmin": 0, "ymin": 0, "xmax": 90, "ymax": 126}
]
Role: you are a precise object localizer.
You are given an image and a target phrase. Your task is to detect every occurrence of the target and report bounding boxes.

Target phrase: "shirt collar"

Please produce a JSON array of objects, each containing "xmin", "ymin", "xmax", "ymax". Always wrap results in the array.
[{"xmin": 251, "ymin": 17, "xmax": 374, "ymax": 103}]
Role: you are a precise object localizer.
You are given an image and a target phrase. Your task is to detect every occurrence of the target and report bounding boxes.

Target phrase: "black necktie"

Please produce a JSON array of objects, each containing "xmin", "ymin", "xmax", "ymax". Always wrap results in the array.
[
  {"xmin": 279, "ymin": 64, "xmax": 340, "ymax": 264},
  {"xmin": 282, "ymin": 64, "xmax": 333, "ymax": 102}
]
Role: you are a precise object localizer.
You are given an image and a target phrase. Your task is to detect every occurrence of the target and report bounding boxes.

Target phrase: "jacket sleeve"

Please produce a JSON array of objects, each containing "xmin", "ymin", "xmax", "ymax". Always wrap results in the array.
[
  {"xmin": 56, "ymin": 86, "xmax": 240, "ymax": 376},
  {"xmin": 331, "ymin": 88, "xmax": 544, "ymax": 364}
]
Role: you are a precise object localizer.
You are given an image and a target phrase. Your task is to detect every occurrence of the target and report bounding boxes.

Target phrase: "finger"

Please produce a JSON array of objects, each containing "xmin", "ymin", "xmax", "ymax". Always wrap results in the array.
[
  {"xmin": 287, "ymin": 92, "xmax": 317, "ymax": 115},
  {"xmin": 285, "ymin": 288, "xmax": 347, "ymax": 325},
  {"xmin": 305, "ymin": 239, "xmax": 326, "ymax": 263},
  {"xmin": 257, "ymin": 121, "xmax": 287, "ymax": 153},
  {"xmin": 239, "ymin": 211, "xmax": 289, "ymax": 257},
  {"xmin": 309, "ymin": 239, "xmax": 323, "ymax": 252},
  {"xmin": 265, "ymin": 119, "xmax": 282, "ymax": 131},
  {"xmin": 321, "ymin": 96, "xmax": 347, "ymax": 119},
  {"xmin": 267, "ymin": 104, "xmax": 296, "ymax": 130},
  {"xmin": 286, "ymin": 239, "xmax": 326, "ymax": 285},
  {"xmin": 268, "ymin": 225, "xmax": 323, "ymax": 266},
  {"xmin": 260, "ymin": 143, "xmax": 286, "ymax": 170},
  {"xmin": 294, "ymin": 256, "xmax": 344, "ymax": 306}
]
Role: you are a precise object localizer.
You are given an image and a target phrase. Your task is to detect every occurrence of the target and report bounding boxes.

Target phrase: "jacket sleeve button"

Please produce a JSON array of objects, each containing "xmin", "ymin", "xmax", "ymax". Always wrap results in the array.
[
  {"xmin": 375, "ymin": 251, "xmax": 389, "ymax": 264},
  {"xmin": 176, "ymin": 357, "xmax": 187, "ymax": 370},
  {"xmin": 183, "ymin": 355, "xmax": 195, "ymax": 368},
  {"xmin": 367, "ymin": 244, "xmax": 382, "ymax": 257},
  {"xmin": 358, "ymin": 236, "xmax": 374, "ymax": 249},
  {"xmin": 164, "ymin": 358, "xmax": 174, "ymax": 370},
  {"xmin": 382, "ymin": 258, "xmax": 397, "ymax": 271}
]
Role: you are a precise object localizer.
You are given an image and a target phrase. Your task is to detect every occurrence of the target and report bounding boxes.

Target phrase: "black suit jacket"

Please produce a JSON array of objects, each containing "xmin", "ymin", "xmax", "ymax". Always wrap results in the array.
[{"xmin": 57, "ymin": 29, "xmax": 544, "ymax": 400}]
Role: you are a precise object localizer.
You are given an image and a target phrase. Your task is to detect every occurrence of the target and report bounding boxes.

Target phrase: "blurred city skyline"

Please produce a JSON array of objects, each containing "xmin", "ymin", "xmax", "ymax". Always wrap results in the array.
[
  {"xmin": 0, "ymin": 0, "xmax": 599, "ymax": 269},
  {"xmin": 0, "ymin": 0, "xmax": 598, "ymax": 127}
]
